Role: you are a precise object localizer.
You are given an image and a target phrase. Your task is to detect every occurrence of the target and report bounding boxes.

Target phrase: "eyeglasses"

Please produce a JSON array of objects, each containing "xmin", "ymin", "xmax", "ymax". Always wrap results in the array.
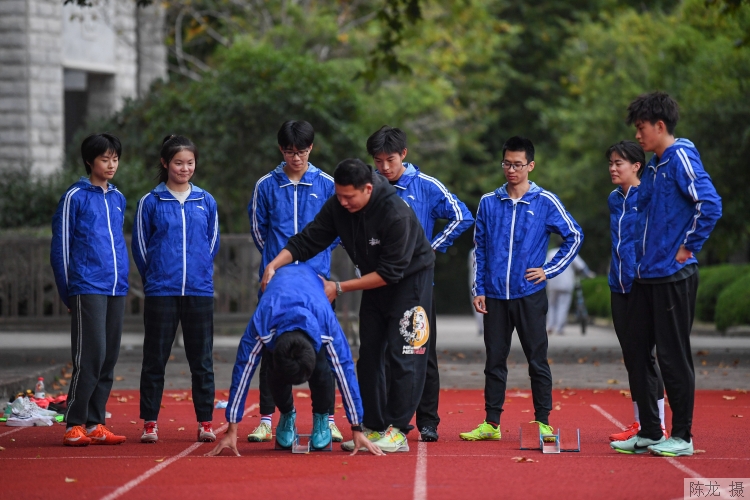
[
  {"xmin": 282, "ymin": 148, "xmax": 311, "ymax": 158},
  {"xmin": 501, "ymin": 161, "xmax": 531, "ymax": 171}
]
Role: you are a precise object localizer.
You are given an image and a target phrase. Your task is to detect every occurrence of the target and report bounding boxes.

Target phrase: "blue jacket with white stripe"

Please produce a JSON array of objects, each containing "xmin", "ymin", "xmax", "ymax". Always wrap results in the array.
[
  {"xmin": 226, "ymin": 263, "xmax": 363, "ymax": 425},
  {"xmin": 608, "ymin": 185, "xmax": 639, "ymax": 294},
  {"xmin": 472, "ymin": 182, "xmax": 583, "ymax": 300},
  {"xmin": 249, "ymin": 163, "xmax": 337, "ymax": 281},
  {"xmin": 383, "ymin": 163, "xmax": 474, "ymax": 252},
  {"xmin": 635, "ymin": 139, "xmax": 722, "ymax": 279},
  {"xmin": 132, "ymin": 183, "xmax": 219, "ymax": 297},
  {"xmin": 50, "ymin": 177, "xmax": 129, "ymax": 308}
]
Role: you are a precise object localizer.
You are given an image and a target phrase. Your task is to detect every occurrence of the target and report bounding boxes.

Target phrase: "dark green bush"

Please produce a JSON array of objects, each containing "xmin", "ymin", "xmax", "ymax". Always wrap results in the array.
[
  {"xmin": 0, "ymin": 167, "xmax": 77, "ymax": 230},
  {"xmin": 581, "ymin": 276, "xmax": 611, "ymax": 318},
  {"xmin": 714, "ymin": 276, "xmax": 750, "ymax": 331},
  {"xmin": 695, "ymin": 264, "xmax": 749, "ymax": 322}
]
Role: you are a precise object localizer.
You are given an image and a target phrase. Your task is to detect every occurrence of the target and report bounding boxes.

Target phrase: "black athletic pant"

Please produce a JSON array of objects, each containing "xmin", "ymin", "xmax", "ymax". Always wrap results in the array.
[
  {"xmin": 415, "ymin": 295, "xmax": 439, "ymax": 430},
  {"xmin": 139, "ymin": 296, "xmax": 215, "ymax": 422},
  {"xmin": 483, "ymin": 289, "xmax": 552, "ymax": 425},
  {"xmin": 66, "ymin": 295, "xmax": 125, "ymax": 427},
  {"xmin": 627, "ymin": 273, "xmax": 698, "ymax": 442},
  {"xmin": 611, "ymin": 292, "xmax": 664, "ymax": 407},
  {"xmin": 359, "ymin": 267, "xmax": 433, "ymax": 433},
  {"xmin": 267, "ymin": 345, "xmax": 334, "ymax": 416}
]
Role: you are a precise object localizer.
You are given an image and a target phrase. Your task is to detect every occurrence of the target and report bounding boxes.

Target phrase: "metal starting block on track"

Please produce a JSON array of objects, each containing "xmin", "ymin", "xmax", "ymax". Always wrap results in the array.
[
  {"xmin": 519, "ymin": 422, "xmax": 580, "ymax": 453},
  {"xmin": 273, "ymin": 430, "xmax": 332, "ymax": 453}
]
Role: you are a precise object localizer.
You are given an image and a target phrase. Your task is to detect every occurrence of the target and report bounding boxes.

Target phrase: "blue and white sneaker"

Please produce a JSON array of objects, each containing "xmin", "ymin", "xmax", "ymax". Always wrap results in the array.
[
  {"xmin": 276, "ymin": 409, "xmax": 297, "ymax": 449},
  {"xmin": 610, "ymin": 434, "xmax": 665, "ymax": 454},
  {"xmin": 648, "ymin": 436, "xmax": 694, "ymax": 457}
]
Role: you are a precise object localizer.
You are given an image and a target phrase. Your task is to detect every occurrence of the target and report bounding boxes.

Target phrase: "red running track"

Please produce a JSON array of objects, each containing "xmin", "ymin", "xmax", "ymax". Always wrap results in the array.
[{"xmin": 1, "ymin": 389, "xmax": 748, "ymax": 500}]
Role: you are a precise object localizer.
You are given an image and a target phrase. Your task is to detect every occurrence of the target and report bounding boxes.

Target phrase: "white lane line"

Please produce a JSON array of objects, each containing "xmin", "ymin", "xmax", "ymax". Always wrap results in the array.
[
  {"xmin": 0, "ymin": 428, "xmax": 25, "ymax": 438},
  {"xmin": 100, "ymin": 403, "xmax": 257, "ymax": 500},
  {"xmin": 413, "ymin": 440, "xmax": 427, "ymax": 500},
  {"xmin": 590, "ymin": 403, "xmax": 732, "ymax": 496}
]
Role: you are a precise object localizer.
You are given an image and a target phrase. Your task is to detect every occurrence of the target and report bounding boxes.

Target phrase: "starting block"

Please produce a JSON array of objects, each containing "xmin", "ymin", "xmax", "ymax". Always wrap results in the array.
[
  {"xmin": 273, "ymin": 429, "xmax": 333, "ymax": 453},
  {"xmin": 519, "ymin": 422, "xmax": 580, "ymax": 453}
]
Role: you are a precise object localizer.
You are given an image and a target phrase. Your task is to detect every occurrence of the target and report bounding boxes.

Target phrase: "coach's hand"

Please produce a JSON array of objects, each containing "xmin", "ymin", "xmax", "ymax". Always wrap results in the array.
[
  {"xmin": 525, "ymin": 267, "xmax": 547, "ymax": 284},
  {"xmin": 350, "ymin": 431, "xmax": 385, "ymax": 456},
  {"xmin": 473, "ymin": 295, "xmax": 487, "ymax": 314},
  {"xmin": 319, "ymin": 277, "xmax": 337, "ymax": 303},
  {"xmin": 675, "ymin": 244, "xmax": 693, "ymax": 264},
  {"xmin": 261, "ymin": 266, "xmax": 276, "ymax": 293},
  {"xmin": 205, "ymin": 424, "xmax": 240, "ymax": 457}
]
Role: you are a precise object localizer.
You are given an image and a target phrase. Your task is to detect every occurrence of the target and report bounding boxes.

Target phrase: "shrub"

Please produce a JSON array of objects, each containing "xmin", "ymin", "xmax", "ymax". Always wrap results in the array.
[
  {"xmin": 581, "ymin": 276, "xmax": 611, "ymax": 318},
  {"xmin": 695, "ymin": 264, "xmax": 749, "ymax": 322},
  {"xmin": 714, "ymin": 275, "xmax": 750, "ymax": 331}
]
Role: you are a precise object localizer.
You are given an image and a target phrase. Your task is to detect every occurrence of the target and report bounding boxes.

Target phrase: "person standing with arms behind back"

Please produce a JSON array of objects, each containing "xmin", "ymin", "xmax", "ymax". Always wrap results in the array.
[
  {"xmin": 133, "ymin": 135, "xmax": 220, "ymax": 444},
  {"xmin": 610, "ymin": 92, "xmax": 721, "ymax": 457},
  {"xmin": 51, "ymin": 133, "xmax": 129, "ymax": 446},
  {"xmin": 367, "ymin": 125, "xmax": 474, "ymax": 443}
]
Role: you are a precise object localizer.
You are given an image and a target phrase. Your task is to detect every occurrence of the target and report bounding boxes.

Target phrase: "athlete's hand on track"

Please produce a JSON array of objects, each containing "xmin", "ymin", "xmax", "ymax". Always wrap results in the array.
[
  {"xmin": 318, "ymin": 276, "xmax": 337, "ymax": 303},
  {"xmin": 350, "ymin": 431, "xmax": 385, "ymax": 456},
  {"xmin": 205, "ymin": 426, "xmax": 240, "ymax": 457},
  {"xmin": 261, "ymin": 266, "xmax": 276, "ymax": 292},
  {"xmin": 525, "ymin": 267, "xmax": 547, "ymax": 284},
  {"xmin": 675, "ymin": 244, "xmax": 693, "ymax": 264},
  {"xmin": 472, "ymin": 296, "xmax": 487, "ymax": 314}
]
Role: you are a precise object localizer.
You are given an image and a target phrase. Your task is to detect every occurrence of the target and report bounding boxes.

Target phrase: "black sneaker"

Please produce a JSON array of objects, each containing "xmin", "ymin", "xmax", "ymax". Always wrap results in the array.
[{"xmin": 420, "ymin": 426, "xmax": 439, "ymax": 442}]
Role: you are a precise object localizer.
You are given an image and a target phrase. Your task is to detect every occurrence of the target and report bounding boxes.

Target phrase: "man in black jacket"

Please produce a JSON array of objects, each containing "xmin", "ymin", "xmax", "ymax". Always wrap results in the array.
[{"xmin": 261, "ymin": 158, "xmax": 435, "ymax": 453}]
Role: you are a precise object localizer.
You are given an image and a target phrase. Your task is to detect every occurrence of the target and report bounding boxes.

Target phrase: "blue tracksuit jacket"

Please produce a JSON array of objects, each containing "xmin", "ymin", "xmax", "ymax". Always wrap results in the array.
[
  {"xmin": 472, "ymin": 182, "xmax": 583, "ymax": 300},
  {"xmin": 249, "ymin": 163, "xmax": 337, "ymax": 281},
  {"xmin": 608, "ymin": 185, "xmax": 639, "ymax": 294},
  {"xmin": 132, "ymin": 183, "xmax": 220, "ymax": 296},
  {"xmin": 383, "ymin": 163, "xmax": 474, "ymax": 252},
  {"xmin": 635, "ymin": 138, "xmax": 722, "ymax": 279},
  {"xmin": 226, "ymin": 263, "xmax": 362, "ymax": 425},
  {"xmin": 50, "ymin": 177, "xmax": 129, "ymax": 308}
]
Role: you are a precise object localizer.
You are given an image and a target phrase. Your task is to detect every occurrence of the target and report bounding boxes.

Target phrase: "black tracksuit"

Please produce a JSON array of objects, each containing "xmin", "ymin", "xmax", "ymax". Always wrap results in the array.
[{"xmin": 285, "ymin": 171, "xmax": 435, "ymax": 433}]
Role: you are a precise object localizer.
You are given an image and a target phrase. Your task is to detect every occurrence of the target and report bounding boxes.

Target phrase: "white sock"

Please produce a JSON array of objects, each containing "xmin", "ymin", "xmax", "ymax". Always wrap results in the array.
[
  {"xmin": 86, "ymin": 425, "xmax": 97, "ymax": 433},
  {"xmin": 658, "ymin": 398, "xmax": 665, "ymax": 427},
  {"xmin": 633, "ymin": 401, "xmax": 639, "ymax": 425},
  {"xmin": 260, "ymin": 414, "xmax": 272, "ymax": 426}
]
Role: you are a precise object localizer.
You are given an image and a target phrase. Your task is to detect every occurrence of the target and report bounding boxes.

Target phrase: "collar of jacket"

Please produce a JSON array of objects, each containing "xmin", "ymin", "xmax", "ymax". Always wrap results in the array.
[
  {"xmin": 495, "ymin": 181, "xmax": 541, "ymax": 204},
  {"xmin": 77, "ymin": 176, "xmax": 118, "ymax": 193},
  {"xmin": 152, "ymin": 182, "xmax": 204, "ymax": 201},
  {"xmin": 273, "ymin": 162, "xmax": 319, "ymax": 187},
  {"xmin": 647, "ymin": 137, "xmax": 697, "ymax": 172},
  {"xmin": 615, "ymin": 184, "xmax": 639, "ymax": 198},
  {"xmin": 378, "ymin": 162, "xmax": 419, "ymax": 190}
]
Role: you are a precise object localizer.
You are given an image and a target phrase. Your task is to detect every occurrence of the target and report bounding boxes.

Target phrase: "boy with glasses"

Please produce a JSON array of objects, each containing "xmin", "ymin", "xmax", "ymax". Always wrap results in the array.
[
  {"xmin": 247, "ymin": 120, "xmax": 341, "ymax": 443},
  {"xmin": 461, "ymin": 136, "xmax": 583, "ymax": 441}
]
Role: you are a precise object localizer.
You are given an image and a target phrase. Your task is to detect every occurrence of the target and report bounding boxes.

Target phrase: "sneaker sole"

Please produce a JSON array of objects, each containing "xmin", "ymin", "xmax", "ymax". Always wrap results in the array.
[
  {"xmin": 247, "ymin": 436, "xmax": 272, "ymax": 442},
  {"xmin": 199, "ymin": 436, "xmax": 216, "ymax": 442},
  {"xmin": 90, "ymin": 439, "xmax": 126, "ymax": 445},
  {"xmin": 380, "ymin": 444, "xmax": 410, "ymax": 453},
  {"xmin": 459, "ymin": 435, "xmax": 500, "ymax": 441},
  {"xmin": 611, "ymin": 448, "xmax": 648, "ymax": 454},
  {"xmin": 63, "ymin": 440, "xmax": 90, "ymax": 447},
  {"xmin": 420, "ymin": 435, "xmax": 439, "ymax": 442},
  {"xmin": 141, "ymin": 438, "xmax": 158, "ymax": 443},
  {"xmin": 649, "ymin": 449, "xmax": 692, "ymax": 457},
  {"xmin": 331, "ymin": 436, "xmax": 343, "ymax": 442}
]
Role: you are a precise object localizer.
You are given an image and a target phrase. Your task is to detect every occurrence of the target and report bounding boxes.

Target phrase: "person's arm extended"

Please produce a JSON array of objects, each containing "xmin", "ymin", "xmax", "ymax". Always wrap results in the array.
[
  {"xmin": 319, "ymin": 272, "xmax": 387, "ymax": 303},
  {"xmin": 261, "ymin": 248, "xmax": 294, "ymax": 291},
  {"xmin": 284, "ymin": 198, "xmax": 339, "ymax": 263}
]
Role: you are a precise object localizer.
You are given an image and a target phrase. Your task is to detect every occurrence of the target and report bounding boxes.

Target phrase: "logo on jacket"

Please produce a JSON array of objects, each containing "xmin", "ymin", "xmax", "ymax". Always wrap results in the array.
[
  {"xmin": 369, "ymin": 238, "xmax": 380, "ymax": 246},
  {"xmin": 116, "ymin": 207, "xmax": 122, "ymax": 212},
  {"xmin": 408, "ymin": 195, "xmax": 415, "ymax": 200},
  {"xmin": 310, "ymin": 193, "xmax": 318, "ymax": 198},
  {"xmin": 400, "ymin": 306, "xmax": 429, "ymax": 354},
  {"xmin": 527, "ymin": 210, "xmax": 534, "ymax": 216},
  {"xmin": 197, "ymin": 206, "xmax": 205, "ymax": 210}
]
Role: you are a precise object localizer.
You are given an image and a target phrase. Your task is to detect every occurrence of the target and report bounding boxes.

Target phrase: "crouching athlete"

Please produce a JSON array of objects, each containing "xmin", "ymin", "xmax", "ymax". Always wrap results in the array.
[{"xmin": 207, "ymin": 263, "xmax": 383, "ymax": 456}]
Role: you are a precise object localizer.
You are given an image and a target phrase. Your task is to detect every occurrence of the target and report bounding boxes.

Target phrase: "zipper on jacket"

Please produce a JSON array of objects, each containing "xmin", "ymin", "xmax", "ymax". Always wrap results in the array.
[
  {"xmin": 103, "ymin": 190, "xmax": 118, "ymax": 295},
  {"xmin": 506, "ymin": 203, "xmax": 518, "ymax": 299},
  {"xmin": 638, "ymin": 213, "xmax": 648, "ymax": 279},
  {"xmin": 615, "ymin": 190, "xmax": 628, "ymax": 293},
  {"xmin": 181, "ymin": 202, "xmax": 187, "ymax": 295}
]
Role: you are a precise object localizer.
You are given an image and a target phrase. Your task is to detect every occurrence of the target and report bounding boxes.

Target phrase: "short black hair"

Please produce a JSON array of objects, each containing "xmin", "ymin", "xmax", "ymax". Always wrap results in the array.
[
  {"xmin": 272, "ymin": 331, "xmax": 316, "ymax": 385},
  {"xmin": 277, "ymin": 120, "xmax": 315, "ymax": 150},
  {"xmin": 81, "ymin": 133, "xmax": 121, "ymax": 174},
  {"xmin": 606, "ymin": 140, "xmax": 646, "ymax": 178},
  {"xmin": 366, "ymin": 125, "xmax": 407, "ymax": 157},
  {"xmin": 157, "ymin": 135, "xmax": 198, "ymax": 184},
  {"xmin": 626, "ymin": 91, "xmax": 680, "ymax": 135},
  {"xmin": 333, "ymin": 158, "xmax": 373, "ymax": 189},
  {"xmin": 502, "ymin": 136, "xmax": 535, "ymax": 163}
]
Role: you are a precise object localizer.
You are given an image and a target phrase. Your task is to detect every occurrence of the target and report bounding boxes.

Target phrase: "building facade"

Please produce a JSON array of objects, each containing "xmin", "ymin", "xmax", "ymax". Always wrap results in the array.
[{"xmin": 0, "ymin": 0, "xmax": 166, "ymax": 174}]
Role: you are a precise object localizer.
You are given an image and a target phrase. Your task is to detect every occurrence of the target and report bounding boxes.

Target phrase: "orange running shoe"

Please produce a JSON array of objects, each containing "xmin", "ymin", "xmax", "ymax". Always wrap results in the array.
[
  {"xmin": 63, "ymin": 425, "xmax": 92, "ymax": 447},
  {"xmin": 608, "ymin": 422, "xmax": 639, "ymax": 442},
  {"xmin": 87, "ymin": 424, "xmax": 126, "ymax": 445}
]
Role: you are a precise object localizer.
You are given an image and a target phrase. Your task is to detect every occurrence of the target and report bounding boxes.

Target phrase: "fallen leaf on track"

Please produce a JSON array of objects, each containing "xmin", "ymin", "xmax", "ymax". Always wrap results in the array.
[
  {"xmin": 593, "ymin": 390, "xmax": 603, "ymax": 394},
  {"xmin": 65, "ymin": 478, "xmax": 77, "ymax": 483},
  {"xmin": 117, "ymin": 397, "xmax": 127, "ymax": 403},
  {"xmin": 0, "ymin": 446, "xmax": 5, "ymax": 451},
  {"xmin": 620, "ymin": 390, "xmax": 631, "ymax": 398},
  {"xmin": 130, "ymin": 421, "xmax": 136, "ymax": 424},
  {"xmin": 155, "ymin": 458, "xmax": 165, "ymax": 463},
  {"xmin": 178, "ymin": 427, "xmax": 185, "ymax": 431},
  {"xmin": 723, "ymin": 396, "xmax": 736, "ymax": 400},
  {"xmin": 512, "ymin": 456, "xmax": 535, "ymax": 463},
  {"xmin": 731, "ymin": 415, "xmax": 743, "ymax": 418},
  {"xmin": 521, "ymin": 410, "xmax": 530, "ymax": 413},
  {"xmin": 694, "ymin": 449, "xmax": 706, "ymax": 454},
  {"xmin": 296, "ymin": 392, "xmax": 310, "ymax": 398}
]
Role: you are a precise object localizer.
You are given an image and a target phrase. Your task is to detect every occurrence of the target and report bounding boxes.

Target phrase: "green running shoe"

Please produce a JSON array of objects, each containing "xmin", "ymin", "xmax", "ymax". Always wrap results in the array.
[
  {"xmin": 329, "ymin": 421, "xmax": 343, "ymax": 442},
  {"xmin": 648, "ymin": 436, "xmax": 693, "ymax": 457},
  {"xmin": 531, "ymin": 421, "xmax": 555, "ymax": 442},
  {"xmin": 610, "ymin": 434, "xmax": 665, "ymax": 454},
  {"xmin": 341, "ymin": 426, "xmax": 383, "ymax": 451},
  {"xmin": 247, "ymin": 422, "xmax": 272, "ymax": 442},
  {"xmin": 459, "ymin": 422, "xmax": 501, "ymax": 441},
  {"xmin": 373, "ymin": 426, "xmax": 409, "ymax": 452}
]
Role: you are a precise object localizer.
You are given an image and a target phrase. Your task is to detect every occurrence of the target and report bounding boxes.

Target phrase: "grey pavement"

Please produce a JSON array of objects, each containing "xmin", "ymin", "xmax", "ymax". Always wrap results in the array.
[{"xmin": 1, "ymin": 316, "xmax": 749, "ymax": 398}]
